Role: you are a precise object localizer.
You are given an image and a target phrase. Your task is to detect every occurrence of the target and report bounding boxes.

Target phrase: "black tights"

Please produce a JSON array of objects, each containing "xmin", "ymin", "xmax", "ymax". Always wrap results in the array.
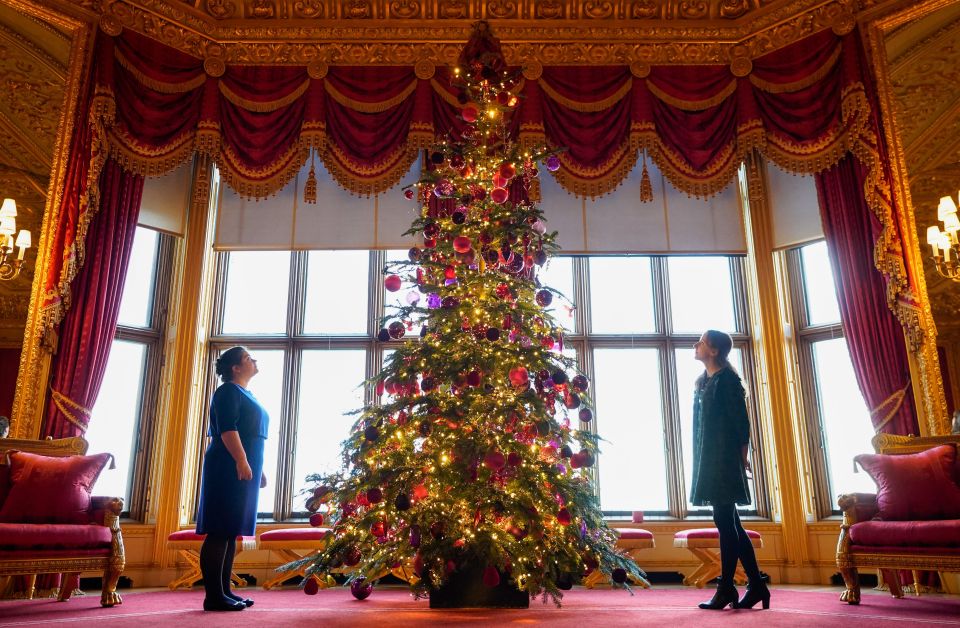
[
  {"xmin": 200, "ymin": 534, "xmax": 238, "ymax": 603},
  {"xmin": 712, "ymin": 503, "xmax": 762, "ymax": 587}
]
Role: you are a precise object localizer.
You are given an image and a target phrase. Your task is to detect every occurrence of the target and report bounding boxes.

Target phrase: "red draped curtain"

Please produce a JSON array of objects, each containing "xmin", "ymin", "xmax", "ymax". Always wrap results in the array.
[{"xmin": 43, "ymin": 158, "xmax": 143, "ymax": 438}]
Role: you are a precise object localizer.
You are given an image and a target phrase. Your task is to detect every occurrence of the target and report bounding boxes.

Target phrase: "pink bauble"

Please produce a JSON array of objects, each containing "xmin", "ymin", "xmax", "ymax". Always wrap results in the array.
[
  {"xmin": 484, "ymin": 449, "xmax": 506, "ymax": 470},
  {"xmin": 453, "ymin": 236, "xmax": 472, "ymax": 254},
  {"xmin": 384, "ymin": 275, "xmax": 402, "ymax": 292},
  {"xmin": 508, "ymin": 366, "xmax": 529, "ymax": 388}
]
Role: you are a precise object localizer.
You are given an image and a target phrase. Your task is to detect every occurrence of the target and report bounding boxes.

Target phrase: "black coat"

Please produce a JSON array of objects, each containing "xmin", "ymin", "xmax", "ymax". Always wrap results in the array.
[{"xmin": 689, "ymin": 367, "xmax": 751, "ymax": 507}]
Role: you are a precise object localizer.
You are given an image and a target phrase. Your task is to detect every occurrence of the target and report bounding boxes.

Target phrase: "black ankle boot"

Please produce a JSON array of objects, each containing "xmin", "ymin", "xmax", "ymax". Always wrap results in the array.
[
  {"xmin": 698, "ymin": 583, "xmax": 739, "ymax": 610},
  {"xmin": 737, "ymin": 581, "xmax": 771, "ymax": 609},
  {"xmin": 203, "ymin": 598, "xmax": 246, "ymax": 612}
]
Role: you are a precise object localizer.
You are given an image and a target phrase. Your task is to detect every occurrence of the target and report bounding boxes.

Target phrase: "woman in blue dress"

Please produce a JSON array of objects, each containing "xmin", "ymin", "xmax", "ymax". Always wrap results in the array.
[
  {"xmin": 690, "ymin": 330, "xmax": 769, "ymax": 611},
  {"xmin": 197, "ymin": 346, "xmax": 269, "ymax": 612}
]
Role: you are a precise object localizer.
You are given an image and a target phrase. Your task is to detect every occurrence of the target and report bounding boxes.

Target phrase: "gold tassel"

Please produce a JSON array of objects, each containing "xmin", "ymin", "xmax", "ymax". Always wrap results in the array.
[
  {"xmin": 639, "ymin": 153, "xmax": 653, "ymax": 203},
  {"xmin": 304, "ymin": 152, "xmax": 318, "ymax": 204}
]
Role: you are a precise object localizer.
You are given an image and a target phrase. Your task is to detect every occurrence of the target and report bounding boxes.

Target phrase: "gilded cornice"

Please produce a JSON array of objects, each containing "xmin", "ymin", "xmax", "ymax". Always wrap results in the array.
[{"xmin": 95, "ymin": 0, "xmax": 859, "ymax": 65}]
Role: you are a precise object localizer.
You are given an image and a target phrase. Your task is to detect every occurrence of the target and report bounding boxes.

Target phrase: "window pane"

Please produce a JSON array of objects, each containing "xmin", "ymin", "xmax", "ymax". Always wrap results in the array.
[
  {"xmin": 385, "ymin": 250, "xmax": 423, "ymax": 337},
  {"xmin": 801, "ymin": 241, "xmax": 841, "ymax": 326},
  {"xmin": 236, "ymin": 349, "xmax": 285, "ymax": 515},
  {"xmin": 813, "ymin": 338, "xmax": 876, "ymax": 497},
  {"xmin": 87, "ymin": 340, "xmax": 147, "ymax": 505},
  {"xmin": 303, "ymin": 250, "xmax": 369, "ymax": 335},
  {"xmin": 116, "ymin": 228, "xmax": 159, "ymax": 328},
  {"xmin": 537, "ymin": 256, "xmax": 575, "ymax": 332},
  {"xmin": 592, "ymin": 348, "xmax": 667, "ymax": 512},
  {"xmin": 668, "ymin": 257, "xmax": 736, "ymax": 334},
  {"xmin": 675, "ymin": 347, "xmax": 746, "ymax": 510},
  {"xmin": 589, "ymin": 257, "xmax": 655, "ymax": 334},
  {"xmin": 221, "ymin": 252, "xmax": 291, "ymax": 334},
  {"xmin": 292, "ymin": 349, "xmax": 367, "ymax": 511}
]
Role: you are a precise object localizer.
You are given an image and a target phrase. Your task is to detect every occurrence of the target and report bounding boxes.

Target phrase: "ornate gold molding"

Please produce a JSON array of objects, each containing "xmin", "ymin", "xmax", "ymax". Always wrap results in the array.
[{"xmin": 95, "ymin": 0, "xmax": 860, "ymax": 65}]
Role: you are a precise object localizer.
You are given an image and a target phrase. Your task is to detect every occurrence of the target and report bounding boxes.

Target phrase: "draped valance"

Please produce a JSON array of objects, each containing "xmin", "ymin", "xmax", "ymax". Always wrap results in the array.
[{"xmin": 41, "ymin": 25, "xmax": 921, "ymax": 355}]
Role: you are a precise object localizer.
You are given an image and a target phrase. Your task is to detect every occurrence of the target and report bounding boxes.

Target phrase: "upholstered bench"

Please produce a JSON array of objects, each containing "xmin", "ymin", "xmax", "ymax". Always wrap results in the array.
[
  {"xmin": 166, "ymin": 529, "xmax": 257, "ymax": 590},
  {"xmin": 259, "ymin": 527, "xmax": 332, "ymax": 590},
  {"xmin": 674, "ymin": 528, "xmax": 762, "ymax": 587},
  {"xmin": 583, "ymin": 528, "xmax": 654, "ymax": 588}
]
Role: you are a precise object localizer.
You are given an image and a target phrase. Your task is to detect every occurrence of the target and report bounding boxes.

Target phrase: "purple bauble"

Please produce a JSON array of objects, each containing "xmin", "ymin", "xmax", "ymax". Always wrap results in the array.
[
  {"xmin": 350, "ymin": 577, "xmax": 374, "ymax": 600},
  {"xmin": 546, "ymin": 155, "xmax": 561, "ymax": 172},
  {"xmin": 427, "ymin": 293, "xmax": 442, "ymax": 309}
]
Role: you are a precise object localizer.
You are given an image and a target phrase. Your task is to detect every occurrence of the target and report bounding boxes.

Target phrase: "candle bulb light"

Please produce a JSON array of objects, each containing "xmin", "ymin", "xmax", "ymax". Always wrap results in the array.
[
  {"xmin": 0, "ymin": 198, "xmax": 31, "ymax": 281},
  {"xmin": 928, "ymin": 193, "xmax": 960, "ymax": 281}
]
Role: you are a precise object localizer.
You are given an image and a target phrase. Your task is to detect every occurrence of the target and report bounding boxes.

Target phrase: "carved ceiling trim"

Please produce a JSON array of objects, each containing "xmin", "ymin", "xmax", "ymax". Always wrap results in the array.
[
  {"xmin": 96, "ymin": 0, "xmax": 859, "ymax": 65},
  {"xmin": 0, "ymin": 111, "xmax": 52, "ymax": 172},
  {"xmin": 0, "ymin": 165, "xmax": 49, "ymax": 197},
  {"xmin": 0, "ymin": 24, "xmax": 68, "ymax": 79},
  {"xmin": 906, "ymin": 103, "xmax": 960, "ymax": 174}
]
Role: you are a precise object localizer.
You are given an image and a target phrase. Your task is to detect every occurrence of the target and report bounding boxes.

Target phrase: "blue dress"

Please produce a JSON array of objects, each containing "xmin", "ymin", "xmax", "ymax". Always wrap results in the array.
[{"xmin": 197, "ymin": 382, "xmax": 269, "ymax": 537}]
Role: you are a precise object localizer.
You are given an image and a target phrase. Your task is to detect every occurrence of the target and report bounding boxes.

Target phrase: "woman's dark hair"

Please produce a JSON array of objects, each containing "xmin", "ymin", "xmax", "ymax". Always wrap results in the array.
[
  {"xmin": 215, "ymin": 346, "xmax": 248, "ymax": 383},
  {"xmin": 695, "ymin": 330, "xmax": 738, "ymax": 390}
]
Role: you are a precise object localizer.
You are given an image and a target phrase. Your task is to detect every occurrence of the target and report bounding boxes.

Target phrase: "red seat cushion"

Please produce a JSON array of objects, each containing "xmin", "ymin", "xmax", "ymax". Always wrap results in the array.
[
  {"xmin": 0, "ymin": 452, "xmax": 112, "ymax": 524},
  {"xmin": 0, "ymin": 523, "xmax": 112, "ymax": 550},
  {"xmin": 0, "ymin": 465, "xmax": 10, "ymax": 508},
  {"xmin": 675, "ymin": 528, "xmax": 761, "ymax": 540},
  {"xmin": 848, "ymin": 520, "xmax": 960, "ymax": 548},
  {"xmin": 855, "ymin": 445, "xmax": 960, "ymax": 521},
  {"xmin": 617, "ymin": 529, "xmax": 654, "ymax": 540},
  {"xmin": 168, "ymin": 529, "xmax": 251, "ymax": 542},
  {"xmin": 260, "ymin": 528, "xmax": 331, "ymax": 542}
]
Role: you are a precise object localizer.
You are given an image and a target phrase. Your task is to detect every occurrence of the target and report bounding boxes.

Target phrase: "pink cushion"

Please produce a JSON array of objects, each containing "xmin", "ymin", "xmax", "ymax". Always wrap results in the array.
[
  {"xmin": 855, "ymin": 445, "xmax": 960, "ymax": 521},
  {"xmin": 168, "ymin": 529, "xmax": 250, "ymax": 542},
  {"xmin": 260, "ymin": 528, "xmax": 331, "ymax": 542},
  {"xmin": 848, "ymin": 519, "xmax": 960, "ymax": 548},
  {"xmin": 617, "ymin": 529, "xmax": 654, "ymax": 540},
  {"xmin": 0, "ymin": 548, "xmax": 113, "ymax": 560},
  {"xmin": 674, "ymin": 528, "xmax": 761, "ymax": 540},
  {"xmin": 0, "ymin": 452, "xmax": 112, "ymax": 524},
  {"xmin": 0, "ymin": 523, "xmax": 113, "ymax": 550},
  {"xmin": 850, "ymin": 545, "xmax": 960, "ymax": 556}
]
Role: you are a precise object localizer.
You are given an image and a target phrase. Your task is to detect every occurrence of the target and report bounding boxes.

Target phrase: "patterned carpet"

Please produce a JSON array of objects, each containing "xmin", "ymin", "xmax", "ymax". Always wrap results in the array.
[{"xmin": 1, "ymin": 586, "xmax": 959, "ymax": 627}]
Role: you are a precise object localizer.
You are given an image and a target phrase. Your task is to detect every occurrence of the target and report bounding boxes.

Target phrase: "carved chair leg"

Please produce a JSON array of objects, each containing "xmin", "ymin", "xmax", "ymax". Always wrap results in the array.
[
  {"xmin": 100, "ymin": 562, "xmax": 124, "ymax": 607},
  {"xmin": 839, "ymin": 567, "xmax": 861, "ymax": 605},
  {"xmin": 57, "ymin": 573, "xmax": 80, "ymax": 602},
  {"xmin": 881, "ymin": 569, "xmax": 904, "ymax": 598},
  {"xmin": 25, "ymin": 574, "xmax": 37, "ymax": 600}
]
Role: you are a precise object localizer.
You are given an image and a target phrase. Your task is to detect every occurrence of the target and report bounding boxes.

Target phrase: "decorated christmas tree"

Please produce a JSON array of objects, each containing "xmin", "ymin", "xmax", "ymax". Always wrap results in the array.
[{"xmin": 297, "ymin": 22, "xmax": 646, "ymax": 605}]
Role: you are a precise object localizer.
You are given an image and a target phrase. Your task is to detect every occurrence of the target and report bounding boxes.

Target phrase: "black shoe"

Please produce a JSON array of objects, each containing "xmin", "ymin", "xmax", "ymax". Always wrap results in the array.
[
  {"xmin": 226, "ymin": 594, "xmax": 254, "ymax": 607},
  {"xmin": 203, "ymin": 598, "xmax": 246, "ymax": 612},
  {"xmin": 737, "ymin": 582, "xmax": 771, "ymax": 609},
  {"xmin": 698, "ymin": 584, "xmax": 739, "ymax": 610}
]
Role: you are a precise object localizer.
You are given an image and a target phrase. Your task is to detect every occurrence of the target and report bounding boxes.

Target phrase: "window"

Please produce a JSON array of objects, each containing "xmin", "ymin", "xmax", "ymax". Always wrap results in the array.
[
  {"xmin": 555, "ymin": 255, "xmax": 764, "ymax": 518},
  {"xmin": 787, "ymin": 241, "xmax": 875, "ymax": 516},
  {"xmin": 206, "ymin": 249, "xmax": 762, "ymax": 521},
  {"xmin": 205, "ymin": 249, "xmax": 378, "ymax": 521},
  {"xmin": 86, "ymin": 226, "xmax": 171, "ymax": 518}
]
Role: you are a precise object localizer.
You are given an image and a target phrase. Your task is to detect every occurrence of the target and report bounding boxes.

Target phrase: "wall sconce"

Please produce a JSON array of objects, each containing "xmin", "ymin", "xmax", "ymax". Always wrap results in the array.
[
  {"xmin": 0, "ymin": 198, "xmax": 33, "ymax": 281},
  {"xmin": 926, "ymin": 193, "xmax": 960, "ymax": 282}
]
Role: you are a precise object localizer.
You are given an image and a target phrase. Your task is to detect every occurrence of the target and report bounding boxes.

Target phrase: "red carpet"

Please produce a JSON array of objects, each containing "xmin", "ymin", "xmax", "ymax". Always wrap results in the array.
[{"xmin": 1, "ymin": 587, "xmax": 959, "ymax": 627}]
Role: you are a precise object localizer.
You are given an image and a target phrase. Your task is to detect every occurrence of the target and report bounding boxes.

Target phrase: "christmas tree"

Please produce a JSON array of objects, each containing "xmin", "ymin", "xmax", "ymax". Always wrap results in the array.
[{"xmin": 298, "ymin": 22, "xmax": 646, "ymax": 605}]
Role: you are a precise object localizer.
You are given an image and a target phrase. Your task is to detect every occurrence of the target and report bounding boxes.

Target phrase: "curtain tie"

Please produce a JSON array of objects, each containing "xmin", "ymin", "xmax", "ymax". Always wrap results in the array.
[
  {"xmin": 871, "ymin": 380, "xmax": 911, "ymax": 434},
  {"xmin": 50, "ymin": 388, "xmax": 92, "ymax": 435}
]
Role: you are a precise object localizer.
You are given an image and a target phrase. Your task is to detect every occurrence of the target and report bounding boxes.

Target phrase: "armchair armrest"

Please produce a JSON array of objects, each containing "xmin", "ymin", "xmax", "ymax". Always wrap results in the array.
[
  {"xmin": 90, "ymin": 496, "xmax": 124, "ymax": 527},
  {"xmin": 838, "ymin": 493, "xmax": 879, "ymax": 525}
]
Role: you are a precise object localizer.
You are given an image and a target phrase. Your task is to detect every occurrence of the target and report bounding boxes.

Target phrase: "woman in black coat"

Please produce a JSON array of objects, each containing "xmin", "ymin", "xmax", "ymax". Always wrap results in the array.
[
  {"xmin": 196, "ymin": 346, "xmax": 269, "ymax": 612},
  {"xmin": 690, "ymin": 330, "xmax": 769, "ymax": 610}
]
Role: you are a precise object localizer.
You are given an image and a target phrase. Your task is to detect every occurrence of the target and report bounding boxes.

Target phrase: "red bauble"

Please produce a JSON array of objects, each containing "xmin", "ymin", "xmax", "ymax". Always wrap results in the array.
[
  {"xmin": 557, "ymin": 508, "xmax": 572, "ymax": 525},
  {"xmin": 370, "ymin": 520, "xmax": 387, "ymax": 537},
  {"xmin": 350, "ymin": 577, "xmax": 374, "ymax": 600},
  {"xmin": 462, "ymin": 104, "xmax": 479, "ymax": 123},
  {"xmin": 343, "ymin": 546, "xmax": 362, "ymax": 567},
  {"xmin": 403, "ymin": 188, "xmax": 414, "ymax": 200},
  {"xmin": 572, "ymin": 374, "xmax": 590, "ymax": 392},
  {"xmin": 367, "ymin": 487, "xmax": 383, "ymax": 503},
  {"xmin": 384, "ymin": 275, "xmax": 402, "ymax": 292},
  {"xmin": 499, "ymin": 163, "xmax": 516, "ymax": 180},
  {"xmin": 388, "ymin": 321, "xmax": 406, "ymax": 339},
  {"xmin": 413, "ymin": 484, "xmax": 429, "ymax": 500},
  {"xmin": 309, "ymin": 512, "xmax": 324, "ymax": 527},
  {"xmin": 444, "ymin": 265, "xmax": 457, "ymax": 280},
  {"xmin": 491, "ymin": 187, "xmax": 509, "ymax": 204},
  {"xmin": 453, "ymin": 236, "xmax": 472, "ymax": 254},
  {"xmin": 507, "ymin": 451, "xmax": 522, "ymax": 467},
  {"xmin": 492, "ymin": 173, "xmax": 509, "ymax": 189},
  {"xmin": 483, "ymin": 449, "xmax": 506, "ymax": 470},
  {"xmin": 508, "ymin": 366, "xmax": 529, "ymax": 388},
  {"xmin": 303, "ymin": 577, "xmax": 320, "ymax": 595},
  {"xmin": 482, "ymin": 565, "xmax": 501, "ymax": 587},
  {"xmin": 496, "ymin": 283, "xmax": 512, "ymax": 299}
]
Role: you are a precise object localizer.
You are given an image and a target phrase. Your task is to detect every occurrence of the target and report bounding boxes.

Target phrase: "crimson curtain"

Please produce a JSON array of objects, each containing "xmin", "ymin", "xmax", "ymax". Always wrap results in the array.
[
  {"xmin": 815, "ymin": 155, "xmax": 917, "ymax": 436},
  {"xmin": 43, "ymin": 158, "xmax": 144, "ymax": 438}
]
